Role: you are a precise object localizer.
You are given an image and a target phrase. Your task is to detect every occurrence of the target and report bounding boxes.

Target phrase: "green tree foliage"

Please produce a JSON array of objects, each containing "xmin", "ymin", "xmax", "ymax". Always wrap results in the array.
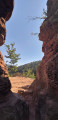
[
  {"xmin": 22, "ymin": 69, "xmax": 35, "ymax": 78},
  {"xmin": 5, "ymin": 43, "xmax": 21, "ymax": 75},
  {"xmin": 17, "ymin": 61, "xmax": 41, "ymax": 78}
]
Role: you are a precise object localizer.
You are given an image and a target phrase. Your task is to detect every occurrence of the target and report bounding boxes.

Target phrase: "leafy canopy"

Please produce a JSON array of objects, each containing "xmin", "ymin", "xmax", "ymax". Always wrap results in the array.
[{"xmin": 5, "ymin": 43, "xmax": 21, "ymax": 74}]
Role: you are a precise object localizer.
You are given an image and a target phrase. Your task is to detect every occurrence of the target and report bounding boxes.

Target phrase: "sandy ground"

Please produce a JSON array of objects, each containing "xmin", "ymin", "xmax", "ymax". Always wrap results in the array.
[{"xmin": 10, "ymin": 76, "xmax": 34, "ymax": 93}]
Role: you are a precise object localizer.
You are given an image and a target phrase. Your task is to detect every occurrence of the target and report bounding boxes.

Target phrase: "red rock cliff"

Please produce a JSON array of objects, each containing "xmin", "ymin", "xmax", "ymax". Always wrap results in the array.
[
  {"xmin": 37, "ymin": 0, "xmax": 58, "ymax": 95},
  {"xmin": 35, "ymin": 0, "xmax": 58, "ymax": 119}
]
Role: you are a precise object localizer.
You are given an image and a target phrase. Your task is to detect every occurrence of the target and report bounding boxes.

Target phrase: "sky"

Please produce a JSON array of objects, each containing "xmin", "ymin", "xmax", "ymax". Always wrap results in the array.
[{"xmin": 0, "ymin": 0, "xmax": 47, "ymax": 66}]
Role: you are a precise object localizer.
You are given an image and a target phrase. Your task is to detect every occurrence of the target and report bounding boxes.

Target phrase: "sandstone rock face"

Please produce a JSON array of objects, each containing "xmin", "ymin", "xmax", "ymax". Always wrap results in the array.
[
  {"xmin": 0, "ymin": 0, "xmax": 29, "ymax": 120},
  {"xmin": 35, "ymin": 90, "xmax": 58, "ymax": 120},
  {"xmin": 0, "ymin": 92, "xmax": 29, "ymax": 120},
  {"xmin": 0, "ymin": 0, "xmax": 14, "ymax": 46},
  {"xmin": 0, "ymin": 18, "xmax": 6, "ymax": 46},
  {"xmin": 0, "ymin": 51, "xmax": 11, "ymax": 96},
  {"xmin": 47, "ymin": 0, "xmax": 58, "ymax": 18},
  {"xmin": 0, "ymin": 0, "xmax": 14, "ymax": 21},
  {"xmin": 35, "ymin": 0, "xmax": 58, "ymax": 119},
  {"xmin": 0, "ymin": 52, "xmax": 8, "ymax": 76},
  {"xmin": 37, "ymin": 0, "xmax": 58, "ymax": 95}
]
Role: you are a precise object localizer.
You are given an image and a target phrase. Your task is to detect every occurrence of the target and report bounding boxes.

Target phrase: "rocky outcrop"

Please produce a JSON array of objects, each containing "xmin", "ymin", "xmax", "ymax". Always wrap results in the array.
[
  {"xmin": 0, "ymin": 0, "xmax": 14, "ymax": 21},
  {"xmin": 47, "ymin": 0, "xmax": 58, "ymax": 18},
  {"xmin": 35, "ymin": 89, "xmax": 58, "ymax": 120},
  {"xmin": 0, "ymin": 91, "xmax": 29, "ymax": 120},
  {"xmin": 0, "ymin": 0, "xmax": 29, "ymax": 120},
  {"xmin": 36, "ymin": 0, "xmax": 58, "ymax": 96},
  {"xmin": 0, "ymin": 51, "xmax": 8, "ymax": 76},
  {"xmin": 0, "ymin": 18, "xmax": 6, "ymax": 46},
  {"xmin": 35, "ymin": 0, "xmax": 58, "ymax": 119}
]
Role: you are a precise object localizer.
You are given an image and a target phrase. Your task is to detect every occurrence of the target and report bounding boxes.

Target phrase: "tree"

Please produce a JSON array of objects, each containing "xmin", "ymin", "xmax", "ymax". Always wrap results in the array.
[
  {"xmin": 5, "ymin": 43, "xmax": 21, "ymax": 75},
  {"xmin": 28, "ymin": 9, "xmax": 47, "ymax": 22}
]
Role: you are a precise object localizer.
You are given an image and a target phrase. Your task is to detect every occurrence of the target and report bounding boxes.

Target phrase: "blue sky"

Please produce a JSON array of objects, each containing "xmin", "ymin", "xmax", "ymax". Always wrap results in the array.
[{"xmin": 0, "ymin": 0, "xmax": 47, "ymax": 66}]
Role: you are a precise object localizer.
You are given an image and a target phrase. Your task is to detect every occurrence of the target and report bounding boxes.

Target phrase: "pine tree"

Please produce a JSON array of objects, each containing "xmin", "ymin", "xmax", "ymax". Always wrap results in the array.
[{"xmin": 5, "ymin": 43, "xmax": 21, "ymax": 75}]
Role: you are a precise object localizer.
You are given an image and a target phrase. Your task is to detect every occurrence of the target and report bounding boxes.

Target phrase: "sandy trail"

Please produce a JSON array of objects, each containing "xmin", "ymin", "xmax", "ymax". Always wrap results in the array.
[{"xmin": 10, "ymin": 76, "xmax": 34, "ymax": 93}]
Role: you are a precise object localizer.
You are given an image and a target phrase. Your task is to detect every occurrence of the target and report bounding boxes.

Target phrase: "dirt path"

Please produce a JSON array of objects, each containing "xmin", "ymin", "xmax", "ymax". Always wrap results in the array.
[
  {"xmin": 10, "ymin": 76, "xmax": 34, "ymax": 92},
  {"xmin": 10, "ymin": 77, "xmax": 35, "ymax": 120}
]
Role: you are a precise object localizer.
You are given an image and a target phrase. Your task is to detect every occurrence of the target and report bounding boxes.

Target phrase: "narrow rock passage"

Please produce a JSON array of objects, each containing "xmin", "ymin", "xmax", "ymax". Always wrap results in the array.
[
  {"xmin": 10, "ymin": 77, "xmax": 36, "ymax": 120},
  {"xmin": 21, "ymin": 92, "xmax": 35, "ymax": 120},
  {"xmin": 21, "ymin": 92, "xmax": 36, "ymax": 120}
]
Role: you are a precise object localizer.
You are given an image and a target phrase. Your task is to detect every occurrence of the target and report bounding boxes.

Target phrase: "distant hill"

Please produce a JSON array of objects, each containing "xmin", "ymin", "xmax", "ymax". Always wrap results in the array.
[{"xmin": 17, "ymin": 61, "xmax": 41, "ymax": 78}]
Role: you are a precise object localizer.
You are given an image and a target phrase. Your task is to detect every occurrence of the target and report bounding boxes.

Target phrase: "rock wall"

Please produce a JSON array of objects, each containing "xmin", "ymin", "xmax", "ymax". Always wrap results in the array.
[
  {"xmin": 0, "ymin": 18, "xmax": 6, "ymax": 46},
  {"xmin": 37, "ymin": 0, "xmax": 58, "ymax": 96},
  {"xmin": 0, "ymin": 0, "xmax": 29, "ymax": 120},
  {"xmin": 35, "ymin": 0, "xmax": 58, "ymax": 119},
  {"xmin": 0, "ymin": 51, "xmax": 8, "ymax": 76},
  {"xmin": 0, "ymin": 0, "xmax": 14, "ymax": 21}
]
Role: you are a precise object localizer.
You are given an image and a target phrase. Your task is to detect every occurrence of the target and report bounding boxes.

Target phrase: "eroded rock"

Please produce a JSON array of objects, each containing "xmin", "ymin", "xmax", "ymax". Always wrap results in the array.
[
  {"xmin": 0, "ymin": 52, "xmax": 8, "ymax": 76},
  {"xmin": 0, "ymin": 18, "xmax": 6, "ymax": 46},
  {"xmin": 35, "ymin": 0, "xmax": 58, "ymax": 119},
  {"xmin": 35, "ymin": 90, "xmax": 58, "ymax": 120},
  {"xmin": 0, "ymin": 0, "xmax": 14, "ymax": 21},
  {"xmin": 0, "ymin": 92, "xmax": 29, "ymax": 120},
  {"xmin": 0, "ymin": 0, "xmax": 29, "ymax": 120}
]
